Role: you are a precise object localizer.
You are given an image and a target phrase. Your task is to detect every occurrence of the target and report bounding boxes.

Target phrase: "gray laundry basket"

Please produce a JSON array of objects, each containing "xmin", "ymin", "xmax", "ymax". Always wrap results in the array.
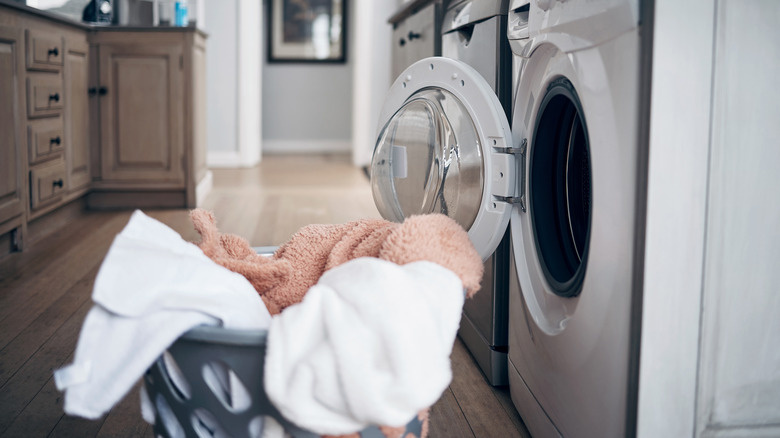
[
  {"xmin": 144, "ymin": 247, "xmax": 426, "ymax": 438},
  {"xmin": 144, "ymin": 324, "xmax": 425, "ymax": 438}
]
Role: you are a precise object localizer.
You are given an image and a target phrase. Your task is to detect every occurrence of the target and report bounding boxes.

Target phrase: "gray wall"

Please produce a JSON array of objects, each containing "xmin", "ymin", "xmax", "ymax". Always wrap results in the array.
[
  {"xmin": 261, "ymin": 0, "xmax": 355, "ymax": 151},
  {"xmin": 204, "ymin": 0, "xmax": 238, "ymax": 153}
]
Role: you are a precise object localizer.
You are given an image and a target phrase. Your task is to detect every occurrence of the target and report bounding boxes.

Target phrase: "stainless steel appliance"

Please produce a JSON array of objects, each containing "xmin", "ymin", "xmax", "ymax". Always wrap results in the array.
[
  {"xmin": 389, "ymin": 0, "xmax": 444, "ymax": 79},
  {"xmin": 441, "ymin": 0, "xmax": 511, "ymax": 386}
]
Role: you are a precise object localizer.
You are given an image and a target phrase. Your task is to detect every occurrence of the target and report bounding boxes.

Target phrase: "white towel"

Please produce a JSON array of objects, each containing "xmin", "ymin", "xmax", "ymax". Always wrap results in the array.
[
  {"xmin": 54, "ymin": 210, "xmax": 271, "ymax": 420},
  {"xmin": 264, "ymin": 257, "xmax": 465, "ymax": 435}
]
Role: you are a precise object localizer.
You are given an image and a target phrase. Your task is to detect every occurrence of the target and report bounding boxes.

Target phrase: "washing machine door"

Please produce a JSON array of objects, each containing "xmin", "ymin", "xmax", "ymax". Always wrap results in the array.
[{"xmin": 371, "ymin": 57, "xmax": 517, "ymax": 261}]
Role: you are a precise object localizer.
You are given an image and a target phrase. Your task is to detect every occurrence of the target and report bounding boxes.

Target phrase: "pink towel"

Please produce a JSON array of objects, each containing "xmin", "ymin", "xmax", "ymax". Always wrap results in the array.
[{"xmin": 189, "ymin": 209, "xmax": 484, "ymax": 316}]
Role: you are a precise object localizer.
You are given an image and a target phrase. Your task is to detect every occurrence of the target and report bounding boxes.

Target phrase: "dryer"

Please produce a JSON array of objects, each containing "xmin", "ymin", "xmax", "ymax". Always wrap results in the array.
[{"xmin": 370, "ymin": 0, "xmax": 644, "ymax": 436}]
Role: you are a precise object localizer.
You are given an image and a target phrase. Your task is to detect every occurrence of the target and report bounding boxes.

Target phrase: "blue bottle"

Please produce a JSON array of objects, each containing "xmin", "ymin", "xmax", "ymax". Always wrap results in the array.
[{"xmin": 175, "ymin": 0, "xmax": 188, "ymax": 27}]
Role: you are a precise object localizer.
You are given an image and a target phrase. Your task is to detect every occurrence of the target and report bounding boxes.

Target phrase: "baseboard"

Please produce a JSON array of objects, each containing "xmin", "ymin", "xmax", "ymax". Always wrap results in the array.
[
  {"xmin": 207, "ymin": 150, "xmax": 260, "ymax": 168},
  {"xmin": 196, "ymin": 170, "xmax": 213, "ymax": 207},
  {"xmin": 27, "ymin": 198, "xmax": 88, "ymax": 248},
  {"xmin": 86, "ymin": 191, "xmax": 187, "ymax": 210},
  {"xmin": 263, "ymin": 140, "xmax": 351, "ymax": 154}
]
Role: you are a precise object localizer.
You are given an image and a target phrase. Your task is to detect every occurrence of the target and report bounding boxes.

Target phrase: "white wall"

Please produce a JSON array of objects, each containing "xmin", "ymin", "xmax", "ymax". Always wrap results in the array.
[
  {"xmin": 638, "ymin": 1, "xmax": 780, "ymax": 437},
  {"xmin": 351, "ymin": 0, "xmax": 395, "ymax": 167},
  {"xmin": 206, "ymin": 0, "xmax": 395, "ymax": 163},
  {"xmin": 261, "ymin": 0, "xmax": 356, "ymax": 155},
  {"xmin": 204, "ymin": 0, "xmax": 238, "ymax": 154},
  {"xmin": 236, "ymin": 0, "xmax": 262, "ymax": 166},
  {"xmin": 205, "ymin": 0, "xmax": 261, "ymax": 167}
]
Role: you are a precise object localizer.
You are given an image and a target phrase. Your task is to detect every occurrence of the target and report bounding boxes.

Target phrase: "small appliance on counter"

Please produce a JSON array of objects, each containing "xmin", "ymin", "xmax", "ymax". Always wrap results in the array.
[
  {"xmin": 82, "ymin": 0, "xmax": 113, "ymax": 24},
  {"xmin": 116, "ymin": 0, "xmax": 154, "ymax": 26}
]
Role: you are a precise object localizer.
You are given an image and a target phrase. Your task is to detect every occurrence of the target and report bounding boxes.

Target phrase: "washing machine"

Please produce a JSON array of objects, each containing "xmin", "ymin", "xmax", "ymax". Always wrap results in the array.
[
  {"xmin": 505, "ymin": 0, "xmax": 643, "ymax": 436},
  {"xmin": 440, "ymin": 0, "xmax": 513, "ymax": 387},
  {"xmin": 371, "ymin": 0, "xmax": 646, "ymax": 435}
]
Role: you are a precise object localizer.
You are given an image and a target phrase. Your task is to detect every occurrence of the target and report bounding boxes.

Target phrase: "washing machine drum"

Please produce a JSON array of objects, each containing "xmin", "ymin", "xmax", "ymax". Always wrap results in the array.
[{"xmin": 370, "ymin": 57, "xmax": 516, "ymax": 262}]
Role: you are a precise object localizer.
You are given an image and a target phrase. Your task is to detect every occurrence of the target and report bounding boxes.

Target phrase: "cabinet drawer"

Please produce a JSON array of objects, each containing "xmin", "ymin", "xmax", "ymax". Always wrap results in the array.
[
  {"xmin": 30, "ymin": 160, "xmax": 66, "ymax": 210},
  {"xmin": 27, "ymin": 75, "xmax": 63, "ymax": 118},
  {"xmin": 392, "ymin": 3, "xmax": 438, "ymax": 78},
  {"xmin": 27, "ymin": 118, "xmax": 64, "ymax": 164},
  {"xmin": 26, "ymin": 29, "xmax": 63, "ymax": 71}
]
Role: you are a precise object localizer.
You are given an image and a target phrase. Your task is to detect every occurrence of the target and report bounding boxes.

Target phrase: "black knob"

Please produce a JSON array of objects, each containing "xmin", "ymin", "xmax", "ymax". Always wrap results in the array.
[
  {"xmin": 52, "ymin": 179, "xmax": 64, "ymax": 188},
  {"xmin": 48, "ymin": 47, "xmax": 59, "ymax": 57},
  {"xmin": 408, "ymin": 31, "xmax": 421, "ymax": 40},
  {"xmin": 88, "ymin": 87, "xmax": 97, "ymax": 96},
  {"xmin": 49, "ymin": 93, "xmax": 59, "ymax": 102},
  {"xmin": 399, "ymin": 38, "xmax": 406, "ymax": 46},
  {"xmin": 98, "ymin": 87, "xmax": 108, "ymax": 96},
  {"xmin": 50, "ymin": 136, "xmax": 61, "ymax": 145}
]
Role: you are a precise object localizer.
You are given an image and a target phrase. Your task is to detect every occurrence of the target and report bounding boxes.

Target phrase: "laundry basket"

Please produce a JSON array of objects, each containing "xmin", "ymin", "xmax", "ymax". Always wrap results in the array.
[{"xmin": 144, "ymin": 324, "xmax": 425, "ymax": 438}]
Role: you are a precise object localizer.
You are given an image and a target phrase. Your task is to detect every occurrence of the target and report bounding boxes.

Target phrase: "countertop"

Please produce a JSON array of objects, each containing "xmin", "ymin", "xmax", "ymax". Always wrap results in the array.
[
  {"xmin": 388, "ymin": 0, "xmax": 443, "ymax": 25},
  {"xmin": 0, "ymin": 0, "xmax": 207, "ymax": 36}
]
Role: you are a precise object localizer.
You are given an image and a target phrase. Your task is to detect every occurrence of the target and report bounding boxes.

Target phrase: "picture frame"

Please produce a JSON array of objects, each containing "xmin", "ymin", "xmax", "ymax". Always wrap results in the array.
[{"xmin": 267, "ymin": 0, "xmax": 347, "ymax": 63}]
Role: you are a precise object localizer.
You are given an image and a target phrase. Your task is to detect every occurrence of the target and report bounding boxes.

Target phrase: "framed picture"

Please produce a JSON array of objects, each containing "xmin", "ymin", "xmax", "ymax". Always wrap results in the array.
[{"xmin": 268, "ymin": 0, "xmax": 346, "ymax": 63}]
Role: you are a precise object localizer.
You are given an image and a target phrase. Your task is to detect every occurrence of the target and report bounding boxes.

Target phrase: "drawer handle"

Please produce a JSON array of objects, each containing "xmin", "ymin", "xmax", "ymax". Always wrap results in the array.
[
  {"xmin": 52, "ymin": 179, "xmax": 64, "ymax": 188},
  {"xmin": 50, "ymin": 136, "xmax": 61, "ymax": 145},
  {"xmin": 48, "ymin": 47, "xmax": 59, "ymax": 57},
  {"xmin": 89, "ymin": 87, "xmax": 107, "ymax": 96},
  {"xmin": 399, "ymin": 38, "xmax": 406, "ymax": 47},
  {"xmin": 408, "ymin": 31, "xmax": 421, "ymax": 41},
  {"xmin": 49, "ymin": 93, "xmax": 60, "ymax": 102}
]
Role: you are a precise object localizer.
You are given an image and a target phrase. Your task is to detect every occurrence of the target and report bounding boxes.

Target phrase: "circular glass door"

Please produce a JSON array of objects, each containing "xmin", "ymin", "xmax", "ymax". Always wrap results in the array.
[
  {"xmin": 371, "ymin": 88, "xmax": 484, "ymax": 230},
  {"xmin": 370, "ymin": 57, "xmax": 515, "ymax": 262}
]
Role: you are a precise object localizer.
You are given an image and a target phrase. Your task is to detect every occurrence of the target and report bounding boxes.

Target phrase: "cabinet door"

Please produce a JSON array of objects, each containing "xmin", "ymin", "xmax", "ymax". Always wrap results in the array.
[
  {"xmin": 0, "ymin": 28, "xmax": 24, "ymax": 225},
  {"xmin": 98, "ymin": 43, "xmax": 184, "ymax": 184},
  {"xmin": 64, "ymin": 37, "xmax": 90, "ymax": 191}
]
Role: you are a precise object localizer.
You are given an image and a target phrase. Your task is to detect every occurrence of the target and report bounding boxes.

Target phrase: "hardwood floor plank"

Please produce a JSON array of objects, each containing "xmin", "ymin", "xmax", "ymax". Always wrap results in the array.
[
  {"xmin": 448, "ymin": 340, "xmax": 525, "ymax": 438},
  {"xmin": 95, "ymin": 382, "xmax": 151, "ymax": 438},
  {"xmin": 48, "ymin": 412, "xmax": 105, "ymax": 438},
  {"xmin": 494, "ymin": 385, "xmax": 532, "ymax": 438},
  {"xmin": 143, "ymin": 209, "xmax": 201, "ymax": 242},
  {"xmin": 428, "ymin": 388, "xmax": 475, "ymax": 438},
  {"xmin": 0, "ymin": 213, "xmax": 130, "ymax": 349},
  {"xmin": 0, "ymin": 299, "xmax": 90, "ymax": 434},
  {"xmin": 0, "ymin": 265, "xmax": 98, "ymax": 387},
  {"xmin": 0, "ymin": 212, "xmax": 115, "ymax": 289},
  {"xmin": 251, "ymin": 195, "xmax": 282, "ymax": 246},
  {"xmin": 2, "ymin": 377, "xmax": 69, "ymax": 437}
]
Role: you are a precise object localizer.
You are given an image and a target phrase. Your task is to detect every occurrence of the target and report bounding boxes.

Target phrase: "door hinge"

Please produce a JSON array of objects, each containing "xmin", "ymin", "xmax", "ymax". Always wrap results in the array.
[{"xmin": 493, "ymin": 138, "xmax": 527, "ymax": 212}]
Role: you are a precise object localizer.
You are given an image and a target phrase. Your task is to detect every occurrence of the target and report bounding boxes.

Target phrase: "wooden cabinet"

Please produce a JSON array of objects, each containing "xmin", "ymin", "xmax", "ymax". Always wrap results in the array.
[
  {"xmin": 27, "ymin": 117, "xmax": 64, "ymax": 163},
  {"xmin": 25, "ymin": 28, "xmax": 63, "ymax": 72},
  {"xmin": 64, "ymin": 37, "xmax": 90, "ymax": 191},
  {"xmin": 26, "ymin": 73, "xmax": 63, "ymax": 118},
  {"xmin": 0, "ymin": 26, "xmax": 25, "ymax": 241},
  {"xmin": 22, "ymin": 24, "xmax": 69, "ymax": 218},
  {"xmin": 97, "ymin": 41, "xmax": 184, "ymax": 184},
  {"xmin": 29, "ymin": 159, "xmax": 66, "ymax": 210},
  {"xmin": 0, "ymin": 4, "xmax": 208, "ymax": 255},
  {"xmin": 88, "ymin": 30, "xmax": 207, "ymax": 209}
]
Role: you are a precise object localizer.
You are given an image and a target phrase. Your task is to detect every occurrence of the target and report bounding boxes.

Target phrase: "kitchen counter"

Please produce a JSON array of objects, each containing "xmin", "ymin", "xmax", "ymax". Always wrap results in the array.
[
  {"xmin": 0, "ymin": 0, "xmax": 209, "ymax": 256},
  {"xmin": 0, "ymin": 0, "xmax": 206, "ymax": 37}
]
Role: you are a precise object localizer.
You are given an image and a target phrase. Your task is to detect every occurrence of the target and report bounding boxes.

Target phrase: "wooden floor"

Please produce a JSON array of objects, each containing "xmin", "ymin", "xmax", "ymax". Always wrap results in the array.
[{"xmin": 0, "ymin": 154, "xmax": 530, "ymax": 438}]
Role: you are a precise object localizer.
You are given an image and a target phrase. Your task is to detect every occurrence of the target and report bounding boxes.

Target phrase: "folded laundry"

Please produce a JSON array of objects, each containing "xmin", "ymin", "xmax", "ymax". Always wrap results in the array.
[
  {"xmin": 264, "ymin": 257, "xmax": 465, "ymax": 435},
  {"xmin": 54, "ymin": 210, "xmax": 271, "ymax": 420}
]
